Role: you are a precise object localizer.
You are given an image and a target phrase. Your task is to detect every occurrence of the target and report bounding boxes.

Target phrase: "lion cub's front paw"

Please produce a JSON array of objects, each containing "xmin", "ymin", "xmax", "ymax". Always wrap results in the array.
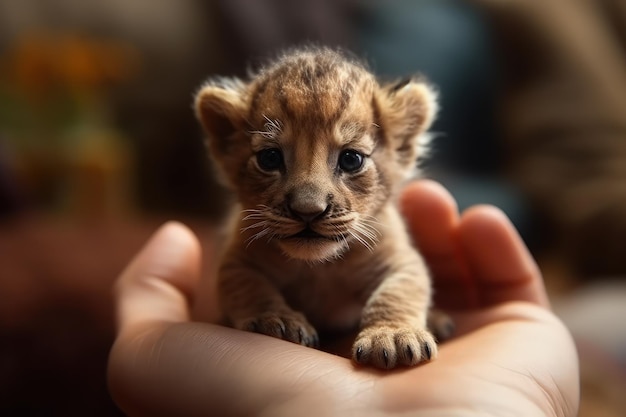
[
  {"xmin": 352, "ymin": 326, "xmax": 437, "ymax": 369},
  {"xmin": 237, "ymin": 311, "xmax": 319, "ymax": 348}
]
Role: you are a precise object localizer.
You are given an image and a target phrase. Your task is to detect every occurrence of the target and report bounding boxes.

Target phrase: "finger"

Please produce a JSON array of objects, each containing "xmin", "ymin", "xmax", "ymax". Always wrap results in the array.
[
  {"xmin": 400, "ymin": 180, "xmax": 460, "ymax": 274},
  {"xmin": 191, "ymin": 238, "xmax": 221, "ymax": 323},
  {"xmin": 114, "ymin": 221, "xmax": 202, "ymax": 335},
  {"xmin": 400, "ymin": 180, "xmax": 472, "ymax": 309},
  {"xmin": 458, "ymin": 205, "xmax": 549, "ymax": 308}
]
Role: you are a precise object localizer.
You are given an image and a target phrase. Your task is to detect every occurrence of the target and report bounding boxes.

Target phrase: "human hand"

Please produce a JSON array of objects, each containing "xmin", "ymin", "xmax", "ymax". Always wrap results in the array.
[{"xmin": 108, "ymin": 180, "xmax": 579, "ymax": 416}]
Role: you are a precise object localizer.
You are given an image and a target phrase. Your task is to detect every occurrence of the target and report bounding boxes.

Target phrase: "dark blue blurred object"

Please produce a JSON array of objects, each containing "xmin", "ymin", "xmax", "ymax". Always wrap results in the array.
[{"xmin": 354, "ymin": 0, "xmax": 530, "ymax": 238}]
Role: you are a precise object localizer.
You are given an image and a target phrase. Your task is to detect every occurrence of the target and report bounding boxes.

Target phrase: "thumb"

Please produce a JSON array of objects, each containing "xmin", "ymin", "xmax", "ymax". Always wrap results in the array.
[{"xmin": 114, "ymin": 221, "xmax": 202, "ymax": 336}]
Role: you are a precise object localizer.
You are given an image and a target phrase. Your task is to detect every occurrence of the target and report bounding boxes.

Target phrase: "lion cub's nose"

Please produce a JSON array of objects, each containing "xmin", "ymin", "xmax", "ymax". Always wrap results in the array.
[
  {"xmin": 289, "ymin": 200, "xmax": 330, "ymax": 223},
  {"xmin": 287, "ymin": 184, "xmax": 331, "ymax": 223}
]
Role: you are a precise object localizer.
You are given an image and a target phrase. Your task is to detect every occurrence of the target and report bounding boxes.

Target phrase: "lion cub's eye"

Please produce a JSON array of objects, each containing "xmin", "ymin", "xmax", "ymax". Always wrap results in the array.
[
  {"xmin": 338, "ymin": 150, "xmax": 364, "ymax": 173},
  {"xmin": 256, "ymin": 148, "xmax": 283, "ymax": 171}
]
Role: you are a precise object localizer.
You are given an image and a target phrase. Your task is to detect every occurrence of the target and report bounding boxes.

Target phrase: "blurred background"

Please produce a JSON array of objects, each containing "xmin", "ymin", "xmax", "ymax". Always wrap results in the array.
[{"xmin": 1, "ymin": 0, "xmax": 625, "ymax": 415}]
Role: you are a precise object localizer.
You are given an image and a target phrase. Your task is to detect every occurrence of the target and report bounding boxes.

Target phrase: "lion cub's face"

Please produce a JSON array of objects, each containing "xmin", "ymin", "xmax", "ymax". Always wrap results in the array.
[{"xmin": 195, "ymin": 48, "xmax": 436, "ymax": 261}]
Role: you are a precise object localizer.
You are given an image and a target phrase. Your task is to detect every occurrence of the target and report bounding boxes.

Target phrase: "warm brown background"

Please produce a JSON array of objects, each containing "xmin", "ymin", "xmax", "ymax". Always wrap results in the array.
[{"xmin": 1, "ymin": 1, "xmax": 625, "ymax": 416}]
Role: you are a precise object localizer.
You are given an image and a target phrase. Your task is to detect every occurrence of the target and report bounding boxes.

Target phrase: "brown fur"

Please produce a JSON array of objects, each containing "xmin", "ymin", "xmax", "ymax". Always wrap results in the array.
[{"xmin": 195, "ymin": 47, "xmax": 445, "ymax": 369}]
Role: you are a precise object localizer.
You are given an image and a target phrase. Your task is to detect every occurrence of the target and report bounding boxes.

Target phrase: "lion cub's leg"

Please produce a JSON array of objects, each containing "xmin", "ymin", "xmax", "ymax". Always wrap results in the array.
[
  {"xmin": 352, "ymin": 253, "xmax": 437, "ymax": 369},
  {"xmin": 427, "ymin": 308, "xmax": 455, "ymax": 342},
  {"xmin": 219, "ymin": 263, "xmax": 319, "ymax": 348}
]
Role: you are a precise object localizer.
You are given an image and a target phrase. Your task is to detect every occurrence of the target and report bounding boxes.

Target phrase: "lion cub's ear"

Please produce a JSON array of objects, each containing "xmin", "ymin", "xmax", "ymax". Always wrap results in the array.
[
  {"xmin": 377, "ymin": 78, "xmax": 438, "ymax": 169},
  {"xmin": 194, "ymin": 78, "xmax": 248, "ymax": 154}
]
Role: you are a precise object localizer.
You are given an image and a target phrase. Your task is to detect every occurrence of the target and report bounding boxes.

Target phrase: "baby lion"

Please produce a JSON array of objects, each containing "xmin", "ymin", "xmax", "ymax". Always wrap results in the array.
[{"xmin": 194, "ymin": 47, "xmax": 445, "ymax": 369}]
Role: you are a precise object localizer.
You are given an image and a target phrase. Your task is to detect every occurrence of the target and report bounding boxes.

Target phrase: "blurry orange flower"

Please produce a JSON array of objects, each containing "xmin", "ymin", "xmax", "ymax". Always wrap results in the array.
[{"xmin": 3, "ymin": 31, "xmax": 140, "ymax": 99}]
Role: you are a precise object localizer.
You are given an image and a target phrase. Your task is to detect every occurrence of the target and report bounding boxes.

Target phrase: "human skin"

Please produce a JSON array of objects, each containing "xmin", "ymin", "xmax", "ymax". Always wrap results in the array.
[{"xmin": 107, "ymin": 180, "xmax": 580, "ymax": 417}]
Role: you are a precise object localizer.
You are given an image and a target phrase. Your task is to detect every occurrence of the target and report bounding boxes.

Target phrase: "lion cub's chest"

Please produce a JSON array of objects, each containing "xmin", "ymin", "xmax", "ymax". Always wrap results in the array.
[{"xmin": 271, "ymin": 257, "xmax": 384, "ymax": 332}]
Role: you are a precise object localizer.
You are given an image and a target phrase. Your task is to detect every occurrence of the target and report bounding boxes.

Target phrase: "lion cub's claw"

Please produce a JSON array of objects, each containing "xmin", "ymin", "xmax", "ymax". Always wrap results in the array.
[
  {"xmin": 239, "ymin": 312, "xmax": 319, "ymax": 348},
  {"xmin": 352, "ymin": 326, "xmax": 437, "ymax": 369}
]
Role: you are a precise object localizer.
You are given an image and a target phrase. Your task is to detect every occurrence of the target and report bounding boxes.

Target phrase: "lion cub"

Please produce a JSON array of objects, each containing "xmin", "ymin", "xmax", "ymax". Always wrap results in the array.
[{"xmin": 195, "ymin": 47, "xmax": 442, "ymax": 369}]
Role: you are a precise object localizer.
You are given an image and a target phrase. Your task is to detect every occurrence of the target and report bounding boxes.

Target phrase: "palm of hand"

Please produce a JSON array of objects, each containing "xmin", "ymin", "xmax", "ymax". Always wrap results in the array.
[{"xmin": 108, "ymin": 181, "xmax": 579, "ymax": 417}]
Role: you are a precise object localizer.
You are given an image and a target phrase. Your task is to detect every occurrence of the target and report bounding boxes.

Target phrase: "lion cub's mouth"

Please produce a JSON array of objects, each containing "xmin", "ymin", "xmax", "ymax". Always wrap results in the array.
[
  {"xmin": 279, "ymin": 225, "xmax": 345, "ymax": 261},
  {"xmin": 287, "ymin": 227, "xmax": 330, "ymax": 240}
]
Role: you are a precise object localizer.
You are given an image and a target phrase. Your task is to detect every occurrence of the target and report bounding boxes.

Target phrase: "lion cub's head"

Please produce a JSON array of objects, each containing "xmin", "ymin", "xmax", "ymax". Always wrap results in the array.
[{"xmin": 195, "ymin": 47, "xmax": 437, "ymax": 262}]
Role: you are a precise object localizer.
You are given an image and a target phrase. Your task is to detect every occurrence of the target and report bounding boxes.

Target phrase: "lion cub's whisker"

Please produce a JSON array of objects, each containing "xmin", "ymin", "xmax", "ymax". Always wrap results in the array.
[
  {"xmin": 245, "ymin": 227, "xmax": 275, "ymax": 247},
  {"xmin": 240, "ymin": 220, "xmax": 269, "ymax": 233},
  {"xmin": 351, "ymin": 222, "xmax": 379, "ymax": 252}
]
